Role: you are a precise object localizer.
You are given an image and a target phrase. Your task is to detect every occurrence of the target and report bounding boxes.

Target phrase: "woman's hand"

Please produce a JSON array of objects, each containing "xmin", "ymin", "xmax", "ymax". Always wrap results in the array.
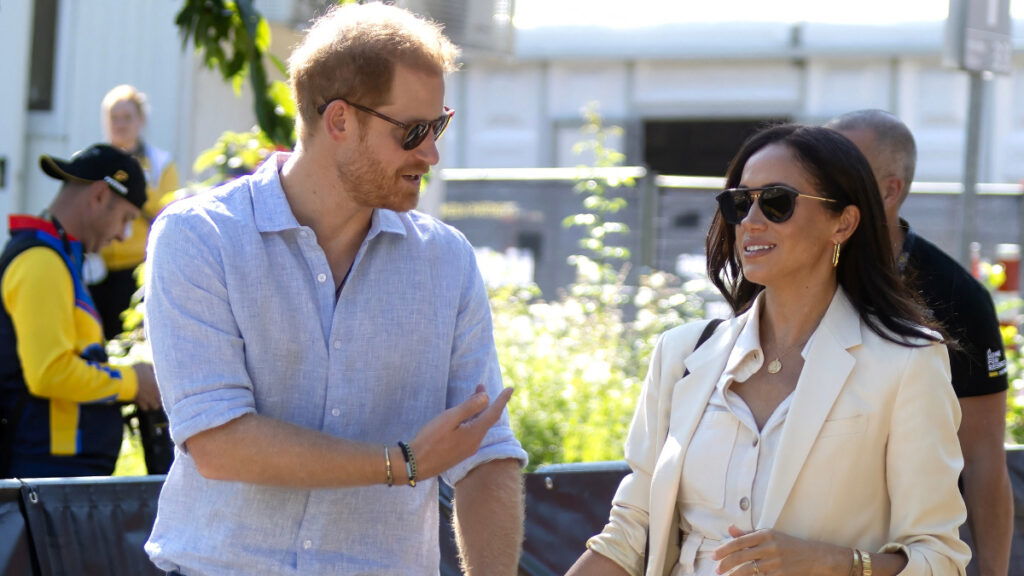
[{"xmin": 712, "ymin": 525, "xmax": 848, "ymax": 576}]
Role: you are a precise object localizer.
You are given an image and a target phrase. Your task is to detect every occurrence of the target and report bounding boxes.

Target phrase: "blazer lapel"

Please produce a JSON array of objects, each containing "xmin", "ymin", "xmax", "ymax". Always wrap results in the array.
[
  {"xmin": 757, "ymin": 290, "xmax": 861, "ymax": 529},
  {"xmin": 648, "ymin": 318, "xmax": 742, "ymax": 575}
]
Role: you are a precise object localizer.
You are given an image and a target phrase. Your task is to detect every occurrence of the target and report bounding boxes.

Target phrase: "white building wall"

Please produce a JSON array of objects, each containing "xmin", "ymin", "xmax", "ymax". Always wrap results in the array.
[
  {"xmin": 632, "ymin": 60, "xmax": 804, "ymax": 118},
  {"xmin": 461, "ymin": 63, "xmax": 546, "ymax": 167},
  {"xmin": 0, "ymin": 2, "xmax": 35, "ymax": 240},
  {"xmin": 547, "ymin": 62, "xmax": 629, "ymax": 167},
  {"xmin": 22, "ymin": 0, "xmax": 187, "ymax": 216},
  {"xmin": 804, "ymin": 59, "xmax": 894, "ymax": 120}
]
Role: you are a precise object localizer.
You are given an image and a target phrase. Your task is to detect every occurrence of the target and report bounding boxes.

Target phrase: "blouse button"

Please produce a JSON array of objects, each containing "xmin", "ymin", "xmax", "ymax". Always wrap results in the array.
[{"xmin": 739, "ymin": 496, "xmax": 750, "ymax": 511}]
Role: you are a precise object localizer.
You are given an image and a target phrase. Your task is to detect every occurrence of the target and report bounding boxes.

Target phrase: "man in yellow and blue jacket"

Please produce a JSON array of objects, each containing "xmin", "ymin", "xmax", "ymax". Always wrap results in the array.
[{"xmin": 0, "ymin": 144, "xmax": 161, "ymax": 478}]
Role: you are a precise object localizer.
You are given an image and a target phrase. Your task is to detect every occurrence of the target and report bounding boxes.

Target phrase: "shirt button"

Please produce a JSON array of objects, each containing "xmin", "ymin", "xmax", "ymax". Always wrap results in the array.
[
  {"xmin": 740, "ymin": 497, "xmax": 750, "ymax": 511},
  {"xmin": 317, "ymin": 273, "xmax": 327, "ymax": 283},
  {"xmin": 333, "ymin": 340, "xmax": 342, "ymax": 349},
  {"xmin": 331, "ymin": 408, "xmax": 340, "ymax": 417},
  {"xmin": 302, "ymin": 540, "xmax": 312, "ymax": 550}
]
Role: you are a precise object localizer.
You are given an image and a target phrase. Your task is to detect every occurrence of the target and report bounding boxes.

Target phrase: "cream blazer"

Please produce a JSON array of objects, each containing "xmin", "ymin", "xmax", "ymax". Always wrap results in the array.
[{"xmin": 588, "ymin": 289, "xmax": 970, "ymax": 576}]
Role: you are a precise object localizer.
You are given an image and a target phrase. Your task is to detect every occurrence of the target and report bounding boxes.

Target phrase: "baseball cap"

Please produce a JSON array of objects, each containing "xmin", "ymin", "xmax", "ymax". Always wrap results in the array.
[{"xmin": 39, "ymin": 144, "xmax": 147, "ymax": 209}]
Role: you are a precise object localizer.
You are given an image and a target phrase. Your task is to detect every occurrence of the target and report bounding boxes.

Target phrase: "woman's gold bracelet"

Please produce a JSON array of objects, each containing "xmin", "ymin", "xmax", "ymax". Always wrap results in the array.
[
  {"xmin": 849, "ymin": 549, "xmax": 862, "ymax": 576},
  {"xmin": 861, "ymin": 550, "xmax": 872, "ymax": 576}
]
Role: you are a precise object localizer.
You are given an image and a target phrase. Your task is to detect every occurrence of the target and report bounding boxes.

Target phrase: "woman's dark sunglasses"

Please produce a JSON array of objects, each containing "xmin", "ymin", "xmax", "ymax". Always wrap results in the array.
[
  {"xmin": 317, "ymin": 98, "xmax": 454, "ymax": 150},
  {"xmin": 715, "ymin": 185, "xmax": 837, "ymax": 225}
]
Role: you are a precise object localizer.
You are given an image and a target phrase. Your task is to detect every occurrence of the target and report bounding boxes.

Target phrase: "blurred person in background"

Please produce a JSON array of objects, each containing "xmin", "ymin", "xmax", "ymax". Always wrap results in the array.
[
  {"xmin": 93, "ymin": 84, "xmax": 179, "ymax": 340},
  {"xmin": 568, "ymin": 124, "xmax": 968, "ymax": 576},
  {"xmin": 828, "ymin": 109, "xmax": 1012, "ymax": 576},
  {"xmin": 0, "ymin": 144, "xmax": 161, "ymax": 478}
]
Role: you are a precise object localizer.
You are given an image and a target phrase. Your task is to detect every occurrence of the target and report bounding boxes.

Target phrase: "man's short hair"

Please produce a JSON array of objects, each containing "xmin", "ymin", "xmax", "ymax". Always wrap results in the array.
[
  {"xmin": 289, "ymin": 3, "xmax": 459, "ymax": 142},
  {"xmin": 826, "ymin": 109, "xmax": 918, "ymax": 191}
]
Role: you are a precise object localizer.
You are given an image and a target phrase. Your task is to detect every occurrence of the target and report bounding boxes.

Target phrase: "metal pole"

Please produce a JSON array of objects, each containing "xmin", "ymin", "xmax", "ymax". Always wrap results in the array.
[
  {"xmin": 639, "ymin": 172, "xmax": 657, "ymax": 270},
  {"xmin": 960, "ymin": 70, "xmax": 986, "ymax": 266}
]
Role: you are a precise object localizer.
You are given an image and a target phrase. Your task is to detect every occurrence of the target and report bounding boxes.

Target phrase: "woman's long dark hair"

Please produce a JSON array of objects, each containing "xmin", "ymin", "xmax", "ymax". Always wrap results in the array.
[{"xmin": 706, "ymin": 124, "xmax": 941, "ymax": 346}]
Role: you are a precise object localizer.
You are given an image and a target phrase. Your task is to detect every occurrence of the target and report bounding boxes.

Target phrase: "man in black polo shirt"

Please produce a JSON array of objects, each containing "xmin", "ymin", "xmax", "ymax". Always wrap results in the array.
[{"xmin": 829, "ymin": 110, "xmax": 1012, "ymax": 576}]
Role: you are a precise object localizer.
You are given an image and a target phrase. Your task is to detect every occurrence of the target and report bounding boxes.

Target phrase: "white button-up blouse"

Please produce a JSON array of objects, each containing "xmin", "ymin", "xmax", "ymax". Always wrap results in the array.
[{"xmin": 673, "ymin": 302, "xmax": 810, "ymax": 575}]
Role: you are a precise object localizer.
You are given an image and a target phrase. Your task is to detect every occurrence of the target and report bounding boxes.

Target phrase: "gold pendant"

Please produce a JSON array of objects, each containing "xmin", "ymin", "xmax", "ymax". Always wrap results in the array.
[{"xmin": 767, "ymin": 359, "xmax": 782, "ymax": 374}]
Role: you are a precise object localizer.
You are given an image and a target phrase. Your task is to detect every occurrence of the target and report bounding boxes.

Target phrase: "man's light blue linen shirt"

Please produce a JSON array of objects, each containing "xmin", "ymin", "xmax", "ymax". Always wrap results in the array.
[{"xmin": 143, "ymin": 154, "xmax": 526, "ymax": 575}]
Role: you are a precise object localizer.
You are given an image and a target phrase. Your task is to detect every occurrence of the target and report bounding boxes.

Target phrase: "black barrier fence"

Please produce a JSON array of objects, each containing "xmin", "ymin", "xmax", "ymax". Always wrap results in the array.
[{"xmin": 2, "ymin": 449, "xmax": 1024, "ymax": 575}]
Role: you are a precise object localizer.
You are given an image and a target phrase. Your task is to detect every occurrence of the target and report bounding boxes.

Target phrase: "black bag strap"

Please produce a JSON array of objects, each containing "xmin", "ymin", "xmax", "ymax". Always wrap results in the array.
[
  {"xmin": 682, "ymin": 318, "xmax": 723, "ymax": 379},
  {"xmin": 643, "ymin": 317, "xmax": 723, "ymax": 573}
]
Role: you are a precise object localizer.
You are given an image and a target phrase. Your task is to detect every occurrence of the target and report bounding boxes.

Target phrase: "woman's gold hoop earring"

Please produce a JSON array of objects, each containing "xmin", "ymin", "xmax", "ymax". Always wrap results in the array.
[{"xmin": 832, "ymin": 242, "xmax": 841, "ymax": 268}]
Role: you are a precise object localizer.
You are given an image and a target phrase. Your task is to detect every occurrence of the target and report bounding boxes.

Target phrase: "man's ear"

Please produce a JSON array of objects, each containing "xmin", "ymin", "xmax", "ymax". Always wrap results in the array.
[
  {"xmin": 880, "ymin": 176, "xmax": 905, "ymax": 212},
  {"xmin": 834, "ymin": 204, "xmax": 861, "ymax": 245},
  {"xmin": 322, "ymin": 100, "xmax": 348, "ymax": 141},
  {"xmin": 87, "ymin": 181, "xmax": 109, "ymax": 209}
]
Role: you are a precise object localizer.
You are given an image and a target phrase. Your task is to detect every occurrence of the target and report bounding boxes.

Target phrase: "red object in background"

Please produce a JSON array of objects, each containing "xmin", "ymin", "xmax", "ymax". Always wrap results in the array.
[
  {"xmin": 996, "ymin": 243, "xmax": 1020, "ymax": 292},
  {"xmin": 970, "ymin": 242, "xmax": 982, "ymax": 279}
]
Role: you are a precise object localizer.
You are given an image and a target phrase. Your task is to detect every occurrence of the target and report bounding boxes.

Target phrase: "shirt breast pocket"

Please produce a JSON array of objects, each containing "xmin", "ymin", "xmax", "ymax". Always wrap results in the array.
[{"xmin": 679, "ymin": 409, "xmax": 738, "ymax": 508}]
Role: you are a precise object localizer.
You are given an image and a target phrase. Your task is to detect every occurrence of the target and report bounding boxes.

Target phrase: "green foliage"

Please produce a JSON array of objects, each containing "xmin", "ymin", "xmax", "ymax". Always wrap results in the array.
[
  {"xmin": 175, "ymin": 0, "xmax": 295, "ymax": 146},
  {"xmin": 971, "ymin": 260, "xmax": 1024, "ymax": 444},
  {"xmin": 563, "ymin": 103, "xmax": 635, "ymax": 278},
  {"xmin": 1004, "ymin": 324, "xmax": 1024, "ymax": 444},
  {"xmin": 497, "ymin": 106, "xmax": 709, "ymax": 470},
  {"xmin": 192, "ymin": 128, "xmax": 278, "ymax": 184},
  {"xmin": 494, "ymin": 271, "xmax": 710, "ymax": 471}
]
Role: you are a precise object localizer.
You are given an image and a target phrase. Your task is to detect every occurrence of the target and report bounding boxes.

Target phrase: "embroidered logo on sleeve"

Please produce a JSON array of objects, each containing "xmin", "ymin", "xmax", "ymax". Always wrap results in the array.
[{"xmin": 987, "ymin": 348, "xmax": 1008, "ymax": 377}]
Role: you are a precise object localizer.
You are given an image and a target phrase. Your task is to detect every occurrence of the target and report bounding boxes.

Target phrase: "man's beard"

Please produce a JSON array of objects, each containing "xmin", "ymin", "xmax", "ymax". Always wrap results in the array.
[{"xmin": 335, "ymin": 151, "xmax": 425, "ymax": 213}]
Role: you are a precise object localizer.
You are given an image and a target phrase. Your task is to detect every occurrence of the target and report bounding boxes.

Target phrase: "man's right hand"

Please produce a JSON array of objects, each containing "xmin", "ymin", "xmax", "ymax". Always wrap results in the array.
[
  {"xmin": 132, "ymin": 363, "xmax": 162, "ymax": 411},
  {"xmin": 405, "ymin": 385, "xmax": 514, "ymax": 481}
]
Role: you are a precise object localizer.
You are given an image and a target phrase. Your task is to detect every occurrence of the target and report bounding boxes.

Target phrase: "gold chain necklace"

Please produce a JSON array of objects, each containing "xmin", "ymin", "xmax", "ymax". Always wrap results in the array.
[{"xmin": 765, "ymin": 338, "xmax": 806, "ymax": 374}]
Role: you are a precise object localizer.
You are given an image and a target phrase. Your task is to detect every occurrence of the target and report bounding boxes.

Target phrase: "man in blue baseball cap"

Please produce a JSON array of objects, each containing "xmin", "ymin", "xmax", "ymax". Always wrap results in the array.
[{"xmin": 0, "ymin": 143, "xmax": 161, "ymax": 478}]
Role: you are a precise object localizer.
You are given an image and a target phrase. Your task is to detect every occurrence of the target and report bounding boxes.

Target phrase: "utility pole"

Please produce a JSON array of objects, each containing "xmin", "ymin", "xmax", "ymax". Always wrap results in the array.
[{"xmin": 944, "ymin": 0, "xmax": 1012, "ymax": 265}]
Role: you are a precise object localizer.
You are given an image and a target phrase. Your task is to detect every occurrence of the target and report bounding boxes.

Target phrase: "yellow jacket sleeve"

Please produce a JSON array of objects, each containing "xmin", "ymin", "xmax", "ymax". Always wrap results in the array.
[
  {"xmin": 145, "ymin": 161, "xmax": 180, "ymax": 220},
  {"xmin": 2, "ymin": 247, "xmax": 137, "ymax": 403}
]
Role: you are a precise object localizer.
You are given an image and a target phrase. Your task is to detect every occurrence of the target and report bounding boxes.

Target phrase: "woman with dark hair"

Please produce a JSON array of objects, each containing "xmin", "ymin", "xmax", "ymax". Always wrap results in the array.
[{"xmin": 567, "ymin": 125, "xmax": 968, "ymax": 576}]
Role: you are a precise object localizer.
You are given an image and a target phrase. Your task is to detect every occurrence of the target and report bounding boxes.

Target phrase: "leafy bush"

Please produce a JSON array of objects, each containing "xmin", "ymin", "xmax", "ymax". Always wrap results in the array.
[
  {"xmin": 1003, "ymin": 324, "xmax": 1024, "ymax": 444},
  {"xmin": 496, "ymin": 105, "xmax": 710, "ymax": 470}
]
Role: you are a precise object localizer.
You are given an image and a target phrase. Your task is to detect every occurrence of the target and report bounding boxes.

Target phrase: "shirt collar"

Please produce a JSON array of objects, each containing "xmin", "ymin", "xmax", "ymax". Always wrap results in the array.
[
  {"xmin": 251, "ymin": 152, "xmax": 408, "ymax": 239},
  {"xmin": 371, "ymin": 207, "xmax": 407, "ymax": 239},
  {"xmin": 721, "ymin": 291, "xmax": 769, "ymax": 387},
  {"xmin": 251, "ymin": 153, "xmax": 301, "ymax": 233}
]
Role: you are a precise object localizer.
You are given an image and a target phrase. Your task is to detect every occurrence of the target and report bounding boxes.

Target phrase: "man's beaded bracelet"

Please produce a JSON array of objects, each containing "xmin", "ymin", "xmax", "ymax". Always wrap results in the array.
[{"xmin": 397, "ymin": 441, "xmax": 417, "ymax": 487}]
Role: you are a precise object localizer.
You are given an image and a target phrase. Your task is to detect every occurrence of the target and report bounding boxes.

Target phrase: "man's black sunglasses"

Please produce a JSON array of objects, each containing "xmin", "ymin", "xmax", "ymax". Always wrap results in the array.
[
  {"xmin": 317, "ymin": 98, "xmax": 454, "ymax": 151},
  {"xmin": 715, "ymin": 185, "xmax": 837, "ymax": 225}
]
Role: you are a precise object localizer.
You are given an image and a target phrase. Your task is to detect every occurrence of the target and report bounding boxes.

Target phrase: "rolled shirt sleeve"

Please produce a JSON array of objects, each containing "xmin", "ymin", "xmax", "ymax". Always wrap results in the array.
[
  {"xmin": 145, "ymin": 207, "xmax": 256, "ymax": 448},
  {"xmin": 441, "ymin": 241, "xmax": 527, "ymax": 486}
]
